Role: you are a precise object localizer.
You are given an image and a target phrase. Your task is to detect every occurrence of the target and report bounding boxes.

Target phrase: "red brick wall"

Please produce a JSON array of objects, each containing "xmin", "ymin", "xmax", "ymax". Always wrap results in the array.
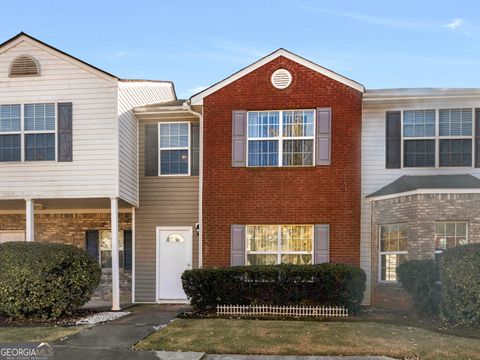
[{"xmin": 202, "ymin": 56, "xmax": 362, "ymax": 267}]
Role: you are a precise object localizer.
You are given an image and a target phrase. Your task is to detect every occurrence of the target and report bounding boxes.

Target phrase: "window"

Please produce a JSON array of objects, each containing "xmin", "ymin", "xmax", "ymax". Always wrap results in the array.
[
  {"xmin": 439, "ymin": 109, "xmax": 472, "ymax": 167},
  {"xmin": 401, "ymin": 108, "xmax": 473, "ymax": 168},
  {"xmin": 159, "ymin": 122, "xmax": 190, "ymax": 175},
  {"xmin": 99, "ymin": 230, "xmax": 124, "ymax": 269},
  {"xmin": 403, "ymin": 110, "xmax": 435, "ymax": 168},
  {"xmin": 434, "ymin": 221, "xmax": 467, "ymax": 261},
  {"xmin": 247, "ymin": 110, "xmax": 314, "ymax": 167},
  {"xmin": 246, "ymin": 225, "xmax": 313, "ymax": 265},
  {"xmin": 0, "ymin": 105, "xmax": 21, "ymax": 162},
  {"xmin": 379, "ymin": 223, "xmax": 408, "ymax": 282},
  {"xmin": 0, "ymin": 103, "xmax": 56, "ymax": 162}
]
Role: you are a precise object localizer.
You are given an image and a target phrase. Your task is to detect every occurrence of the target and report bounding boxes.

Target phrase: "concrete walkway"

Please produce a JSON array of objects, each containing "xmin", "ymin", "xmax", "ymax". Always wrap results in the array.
[{"xmin": 53, "ymin": 305, "xmax": 396, "ymax": 360}]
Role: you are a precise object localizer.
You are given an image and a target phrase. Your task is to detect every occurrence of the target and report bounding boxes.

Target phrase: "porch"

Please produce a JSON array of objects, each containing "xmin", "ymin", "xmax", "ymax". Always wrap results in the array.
[{"xmin": 0, "ymin": 197, "xmax": 135, "ymax": 310}]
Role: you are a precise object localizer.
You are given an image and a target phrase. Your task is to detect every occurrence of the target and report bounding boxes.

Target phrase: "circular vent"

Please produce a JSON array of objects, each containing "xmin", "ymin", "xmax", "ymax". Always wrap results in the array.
[{"xmin": 271, "ymin": 69, "xmax": 292, "ymax": 89}]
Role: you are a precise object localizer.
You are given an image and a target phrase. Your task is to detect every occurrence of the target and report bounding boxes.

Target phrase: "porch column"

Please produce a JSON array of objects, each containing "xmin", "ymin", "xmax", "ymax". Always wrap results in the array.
[
  {"xmin": 25, "ymin": 199, "xmax": 34, "ymax": 242},
  {"xmin": 110, "ymin": 197, "xmax": 120, "ymax": 311}
]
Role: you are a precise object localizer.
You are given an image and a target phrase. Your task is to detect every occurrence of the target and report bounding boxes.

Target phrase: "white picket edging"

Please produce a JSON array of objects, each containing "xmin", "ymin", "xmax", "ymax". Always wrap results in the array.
[{"xmin": 216, "ymin": 305, "xmax": 348, "ymax": 317}]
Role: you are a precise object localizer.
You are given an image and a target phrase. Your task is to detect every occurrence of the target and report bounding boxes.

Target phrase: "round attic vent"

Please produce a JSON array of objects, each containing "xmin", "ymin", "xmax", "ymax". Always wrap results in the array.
[{"xmin": 271, "ymin": 69, "xmax": 292, "ymax": 89}]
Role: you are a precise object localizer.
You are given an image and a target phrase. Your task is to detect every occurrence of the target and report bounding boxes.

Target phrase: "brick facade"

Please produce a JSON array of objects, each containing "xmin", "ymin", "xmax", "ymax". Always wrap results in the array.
[
  {"xmin": 202, "ymin": 56, "xmax": 363, "ymax": 267},
  {"xmin": 371, "ymin": 193, "xmax": 480, "ymax": 308},
  {"xmin": 0, "ymin": 212, "xmax": 132, "ymax": 303}
]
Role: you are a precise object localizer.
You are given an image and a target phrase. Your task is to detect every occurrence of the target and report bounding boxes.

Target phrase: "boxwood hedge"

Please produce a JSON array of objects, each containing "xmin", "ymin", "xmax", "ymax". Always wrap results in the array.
[
  {"xmin": 0, "ymin": 241, "xmax": 101, "ymax": 320},
  {"xmin": 440, "ymin": 243, "xmax": 480, "ymax": 326},
  {"xmin": 182, "ymin": 263, "xmax": 366, "ymax": 314},
  {"xmin": 397, "ymin": 259, "xmax": 440, "ymax": 316}
]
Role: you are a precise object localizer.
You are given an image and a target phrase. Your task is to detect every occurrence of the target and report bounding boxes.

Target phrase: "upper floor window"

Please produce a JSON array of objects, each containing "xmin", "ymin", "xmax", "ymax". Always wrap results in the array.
[
  {"xmin": 246, "ymin": 225, "xmax": 313, "ymax": 265},
  {"xmin": 159, "ymin": 122, "xmax": 190, "ymax": 175},
  {"xmin": 247, "ymin": 110, "xmax": 315, "ymax": 167},
  {"xmin": 0, "ymin": 103, "xmax": 56, "ymax": 162},
  {"xmin": 379, "ymin": 223, "xmax": 408, "ymax": 282},
  {"xmin": 402, "ymin": 109, "xmax": 473, "ymax": 168},
  {"xmin": 434, "ymin": 221, "xmax": 467, "ymax": 261},
  {"xmin": 9, "ymin": 55, "xmax": 40, "ymax": 77}
]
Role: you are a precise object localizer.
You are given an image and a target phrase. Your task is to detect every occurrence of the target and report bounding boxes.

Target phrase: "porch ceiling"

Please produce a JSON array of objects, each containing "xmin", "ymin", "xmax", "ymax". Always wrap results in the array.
[{"xmin": 0, "ymin": 198, "xmax": 133, "ymax": 211}]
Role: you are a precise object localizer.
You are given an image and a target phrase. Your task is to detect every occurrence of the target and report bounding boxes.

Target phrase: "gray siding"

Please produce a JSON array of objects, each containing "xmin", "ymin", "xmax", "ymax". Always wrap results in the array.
[{"xmin": 135, "ymin": 117, "xmax": 199, "ymax": 302}]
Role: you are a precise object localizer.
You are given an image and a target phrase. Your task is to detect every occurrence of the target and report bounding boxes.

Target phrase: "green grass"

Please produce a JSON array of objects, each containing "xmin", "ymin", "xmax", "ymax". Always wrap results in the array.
[
  {"xmin": 0, "ymin": 326, "xmax": 84, "ymax": 342},
  {"xmin": 134, "ymin": 318, "xmax": 480, "ymax": 360}
]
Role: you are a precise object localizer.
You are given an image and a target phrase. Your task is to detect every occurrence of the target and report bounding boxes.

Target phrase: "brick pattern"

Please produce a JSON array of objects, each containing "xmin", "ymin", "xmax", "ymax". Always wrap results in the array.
[
  {"xmin": 0, "ymin": 212, "xmax": 132, "ymax": 303},
  {"xmin": 202, "ymin": 56, "xmax": 362, "ymax": 267},
  {"xmin": 371, "ymin": 193, "xmax": 480, "ymax": 308}
]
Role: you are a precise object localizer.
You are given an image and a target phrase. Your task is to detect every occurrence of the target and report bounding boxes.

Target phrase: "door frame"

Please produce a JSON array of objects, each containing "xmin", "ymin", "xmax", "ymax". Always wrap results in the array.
[{"xmin": 155, "ymin": 226, "xmax": 193, "ymax": 303}]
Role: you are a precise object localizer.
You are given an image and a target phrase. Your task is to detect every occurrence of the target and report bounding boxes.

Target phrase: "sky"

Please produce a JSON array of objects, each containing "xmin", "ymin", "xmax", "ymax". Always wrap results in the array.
[{"xmin": 2, "ymin": 0, "xmax": 480, "ymax": 97}]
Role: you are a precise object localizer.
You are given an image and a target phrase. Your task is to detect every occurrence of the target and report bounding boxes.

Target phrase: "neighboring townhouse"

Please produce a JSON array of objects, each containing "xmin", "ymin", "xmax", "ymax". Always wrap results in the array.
[
  {"xmin": 132, "ymin": 49, "xmax": 365, "ymax": 303},
  {"xmin": 0, "ymin": 33, "xmax": 175, "ymax": 309},
  {"xmin": 362, "ymin": 89, "xmax": 480, "ymax": 307},
  {"xmin": 2, "ymin": 32, "xmax": 479, "ymax": 310}
]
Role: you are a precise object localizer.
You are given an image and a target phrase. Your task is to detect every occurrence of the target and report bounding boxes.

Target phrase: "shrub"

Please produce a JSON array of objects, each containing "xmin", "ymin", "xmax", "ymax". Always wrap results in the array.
[
  {"xmin": 182, "ymin": 263, "xmax": 366, "ymax": 314},
  {"xmin": 397, "ymin": 259, "xmax": 440, "ymax": 316},
  {"xmin": 440, "ymin": 243, "xmax": 480, "ymax": 326},
  {"xmin": 0, "ymin": 241, "xmax": 101, "ymax": 320}
]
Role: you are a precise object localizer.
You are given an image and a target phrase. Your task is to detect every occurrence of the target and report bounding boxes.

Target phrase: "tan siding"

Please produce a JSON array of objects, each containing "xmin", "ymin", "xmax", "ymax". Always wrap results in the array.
[
  {"xmin": 135, "ymin": 117, "xmax": 199, "ymax": 302},
  {"xmin": 117, "ymin": 82, "xmax": 175, "ymax": 206},
  {"xmin": 0, "ymin": 38, "xmax": 118, "ymax": 199}
]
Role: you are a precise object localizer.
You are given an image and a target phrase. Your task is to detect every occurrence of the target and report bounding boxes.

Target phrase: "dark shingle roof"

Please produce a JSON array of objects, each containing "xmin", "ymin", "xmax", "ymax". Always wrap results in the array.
[{"xmin": 367, "ymin": 174, "xmax": 480, "ymax": 198}]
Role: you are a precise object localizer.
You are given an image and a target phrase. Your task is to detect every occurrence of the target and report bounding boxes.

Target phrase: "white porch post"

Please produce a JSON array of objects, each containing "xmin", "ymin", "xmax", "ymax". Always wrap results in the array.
[
  {"xmin": 25, "ymin": 199, "xmax": 34, "ymax": 242},
  {"xmin": 110, "ymin": 197, "xmax": 120, "ymax": 311}
]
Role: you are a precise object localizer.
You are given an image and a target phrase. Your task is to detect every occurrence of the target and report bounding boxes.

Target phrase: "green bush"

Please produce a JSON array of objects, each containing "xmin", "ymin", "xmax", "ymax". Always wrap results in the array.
[
  {"xmin": 0, "ymin": 241, "xmax": 101, "ymax": 320},
  {"xmin": 440, "ymin": 243, "xmax": 480, "ymax": 326},
  {"xmin": 397, "ymin": 259, "xmax": 440, "ymax": 316},
  {"xmin": 182, "ymin": 263, "xmax": 366, "ymax": 314}
]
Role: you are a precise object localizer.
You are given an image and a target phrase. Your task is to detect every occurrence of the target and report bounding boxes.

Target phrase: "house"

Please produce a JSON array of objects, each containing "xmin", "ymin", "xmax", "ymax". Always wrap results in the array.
[
  {"xmin": 1, "ymin": 32, "xmax": 479, "ymax": 309},
  {"xmin": 0, "ymin": 32, "xmax": 175, "ymax": 309}
]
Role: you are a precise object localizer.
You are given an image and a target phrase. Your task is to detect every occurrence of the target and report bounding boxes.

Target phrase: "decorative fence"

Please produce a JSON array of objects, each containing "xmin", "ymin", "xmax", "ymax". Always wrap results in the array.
[{"xmin": 216, "ymin": 305, "xmax": 349, "ymax": 318}]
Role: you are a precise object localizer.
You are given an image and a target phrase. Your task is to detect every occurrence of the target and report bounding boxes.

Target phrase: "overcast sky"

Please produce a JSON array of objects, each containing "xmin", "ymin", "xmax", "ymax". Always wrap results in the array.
[{"xmin": 2, "ymin": 0, "xmax": 480, "ymax": 97}]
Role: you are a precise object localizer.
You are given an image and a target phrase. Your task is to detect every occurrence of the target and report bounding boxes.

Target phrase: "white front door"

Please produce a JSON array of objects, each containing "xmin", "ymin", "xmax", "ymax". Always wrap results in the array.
[{"xmin": 157, "ymin": 227, "xmax": 192, "ymax": 301}]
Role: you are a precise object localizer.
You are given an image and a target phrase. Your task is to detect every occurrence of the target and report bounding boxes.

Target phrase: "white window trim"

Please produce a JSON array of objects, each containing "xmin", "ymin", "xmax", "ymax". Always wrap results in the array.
[
  {"xmin": 0, "ymin": 103, "xmax": 58, "ymax": 163},
  {"xmin": 399, "ymin": 108, "xmax": 475, "ymax": 169},
  {"xmin": 246, "ymin": 109, "xmax": 316, "ymax": 167},
  {"xmin": 434, "ymin": 221, "xmax": 469, "ymax": 255},
  {"xmin": 158, "ymin": 121, "xmax": 191, "ymax": 177},
  {"xmin": 245, "ymin": 224, "xmax": 314, "ymax": 265},
  {"xmin": 378, "ymin": 223, "xmax": 408, "ymax": 283}
]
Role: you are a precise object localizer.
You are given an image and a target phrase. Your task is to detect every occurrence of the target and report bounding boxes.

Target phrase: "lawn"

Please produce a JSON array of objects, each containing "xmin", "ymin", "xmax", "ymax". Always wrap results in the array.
[
  {"xmin": 134, "ymin": 318, "xmax": 480, "ymax": 360},
  {"xmin": 0, "ymin": 326, "xmax": 84, "ymax": 342}
]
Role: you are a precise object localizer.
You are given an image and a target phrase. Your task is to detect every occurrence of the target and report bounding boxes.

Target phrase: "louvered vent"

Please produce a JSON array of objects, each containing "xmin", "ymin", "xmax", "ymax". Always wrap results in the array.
[
  {"xmin": 271, "ymin": 69, "xmax": 292, "ymax": 89},
  {"xmin": 9, "ymin": 56, "xmax": 40, "ymax": 77}
]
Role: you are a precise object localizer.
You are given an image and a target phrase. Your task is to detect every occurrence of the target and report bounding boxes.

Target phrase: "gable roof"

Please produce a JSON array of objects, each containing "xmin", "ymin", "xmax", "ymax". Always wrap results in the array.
[
  {"xmin": 367, "ymin": 174, "xmax": 480, "ymax": 200},
  {"xmin": 189, "ymin": 48, "xmax": 364, "ymax": 105},
  {"xmin": 0, "ymin": 32, "xmax": 118, "ymax": 79}
]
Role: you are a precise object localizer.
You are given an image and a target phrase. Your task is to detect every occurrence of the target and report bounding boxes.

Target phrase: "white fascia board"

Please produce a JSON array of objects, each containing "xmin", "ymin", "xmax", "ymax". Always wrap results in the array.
[
  {"xmin": 190, "ymin": 48, "xmax": 365, "ymax": 105},
  {"xmin": 367, "ymin": 188, "xmax": 480, "ymax": 202}
]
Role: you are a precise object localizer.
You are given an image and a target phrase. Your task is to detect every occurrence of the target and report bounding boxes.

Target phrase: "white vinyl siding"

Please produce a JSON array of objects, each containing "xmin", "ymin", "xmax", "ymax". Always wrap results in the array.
[
  {"xmin": 117, "ymin": 81, "xmax": 176, "ymax": 206},
  {"xmin": 0, "ymin": 38, "xmax": 119, "ymax": 199}
]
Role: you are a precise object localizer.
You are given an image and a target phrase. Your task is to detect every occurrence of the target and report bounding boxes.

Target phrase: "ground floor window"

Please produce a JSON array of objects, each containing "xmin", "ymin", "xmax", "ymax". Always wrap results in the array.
[
  {"xmin": 0, "ymin": 230, "xmax": 25, "ymax": 243},
  {"xmin": 246, "ymin": 225, "xmax": 313, "ymax": 265},
  {"xmin": 379, "ymin": 223, "xmax": 408, "ymax": 282},
  {"xmin": 99, "ymin": 230, "xmax": 125, "ymax": 269},
  {"xmin": 434, "ymin": 221, "xmax": 468, "ymax": 261}
]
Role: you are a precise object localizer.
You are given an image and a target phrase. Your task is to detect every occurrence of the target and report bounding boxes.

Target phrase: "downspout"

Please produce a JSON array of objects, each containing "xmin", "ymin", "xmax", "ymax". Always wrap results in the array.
[{"xmin": 186, "ymin": 104, "xmax": 203, "ymax": 268}]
